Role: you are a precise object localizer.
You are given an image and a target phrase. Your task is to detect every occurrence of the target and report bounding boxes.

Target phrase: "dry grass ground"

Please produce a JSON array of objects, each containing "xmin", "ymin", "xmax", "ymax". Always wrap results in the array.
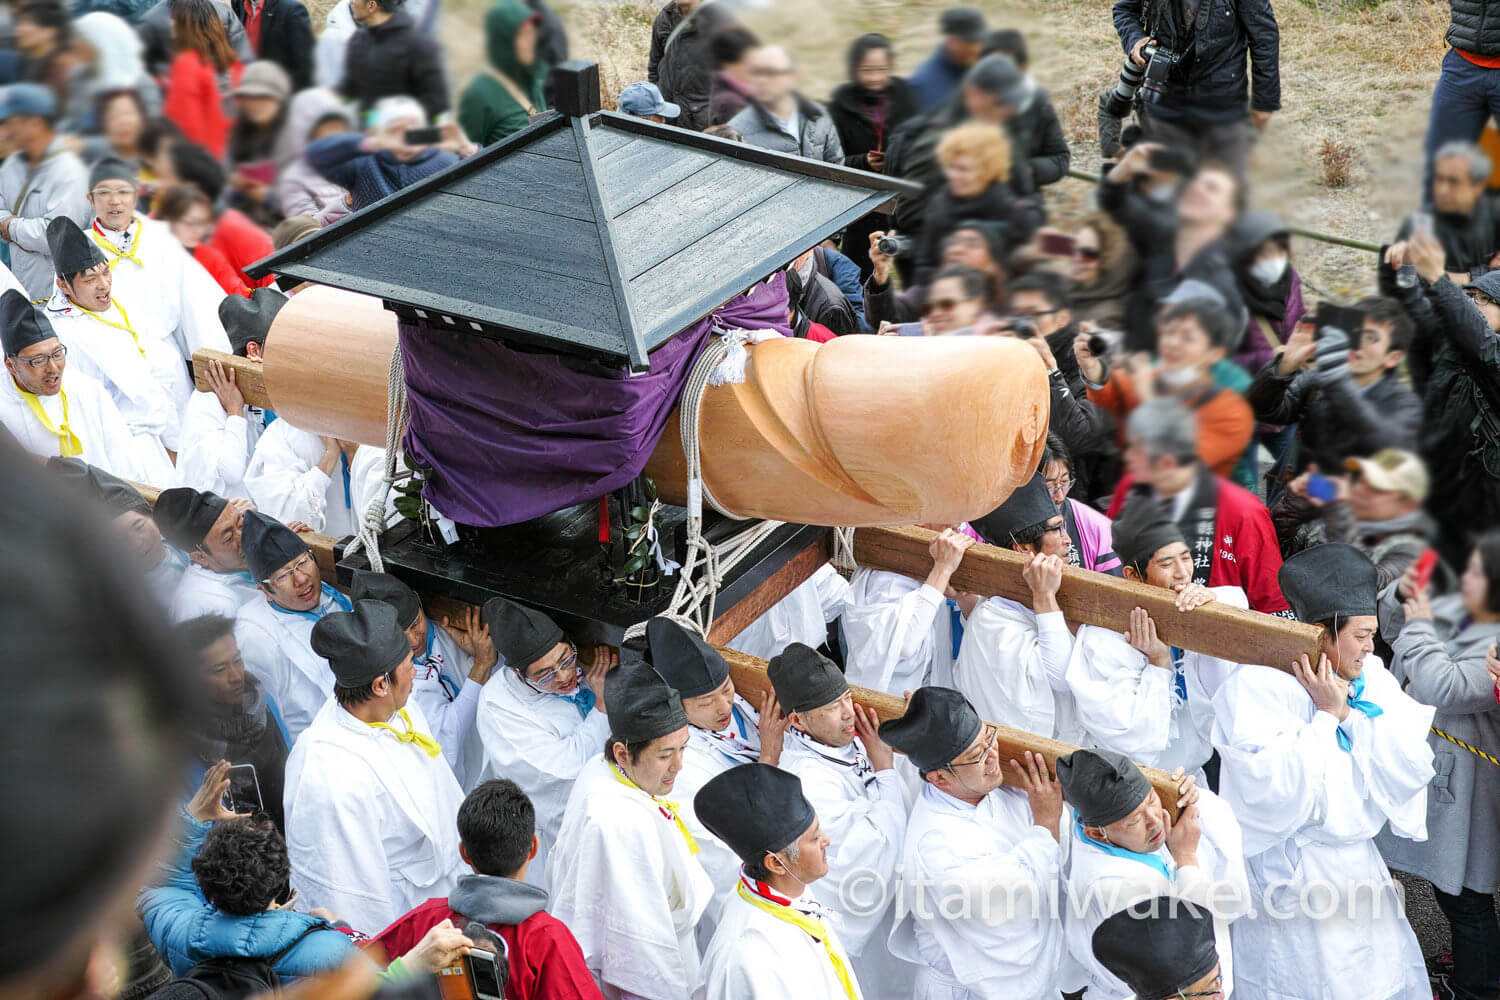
[{"xmin": 312, "ymin": 0, "xmax": 1454, "ymax": 299}]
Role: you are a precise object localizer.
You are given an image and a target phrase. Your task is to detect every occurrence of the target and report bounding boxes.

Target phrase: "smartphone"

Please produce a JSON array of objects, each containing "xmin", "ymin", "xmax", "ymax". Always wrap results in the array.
[
  {"xmin": 1039, "ymin": 232, "xmax": 1076, "ymax": 256},
  {"xmin": 465, "ymin": 950, "xmax": 504, "ymax": 1000},
  {"xmin": 1410, "ymin": 548, "xmax": 1440, "ymax": 593},
  {"xmin": 1305, "ymin": 473, "xmax": 1338, "ymax": 503},
  {"xmin": 1410, "ymin": 210, "xmax": 1434, "ymax": 238},
  {"xmin": 1313, "ymin": 303, "xmax": 1366, "ymax": 338},
  {"xmin": 1147, "ymin": 146, "xmax": 1197, "ymax": 176},
  {"xmin": 225, "ymin": 763, "xmax": 264, "ymax": 815},
  {"xmin": 404, "ymin": 126, "xmax": 444, "ymax": 146}
]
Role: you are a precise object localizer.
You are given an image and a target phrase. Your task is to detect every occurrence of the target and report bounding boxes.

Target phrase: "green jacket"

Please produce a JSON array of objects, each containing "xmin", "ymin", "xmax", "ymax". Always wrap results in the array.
[{"xmin": 458, "ymin": 0, "xmax": 549, "ymax": 146}]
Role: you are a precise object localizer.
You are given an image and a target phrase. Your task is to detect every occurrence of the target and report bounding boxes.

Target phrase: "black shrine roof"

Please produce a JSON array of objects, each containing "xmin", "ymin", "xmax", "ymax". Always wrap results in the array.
[{"xmin": 248, "ymin": 77, "xmax": 915, "ymax": 372}]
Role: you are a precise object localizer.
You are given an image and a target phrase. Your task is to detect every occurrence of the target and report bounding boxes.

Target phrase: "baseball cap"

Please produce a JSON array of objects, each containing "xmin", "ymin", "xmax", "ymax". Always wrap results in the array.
[
  {"xmin": 1344, "ymin": 449, "xmax": 1429, "ymax": 503},
  {"xmin": 618, "ymin": 81, "xmax": 680, "ymax": 120},
  {"xmin": 940, "ymin": 6, "xmax": 986, "ymax": 42},
  {"xmin": 0, "ymin": 83, "xmax": 57, "ymax": 122}
]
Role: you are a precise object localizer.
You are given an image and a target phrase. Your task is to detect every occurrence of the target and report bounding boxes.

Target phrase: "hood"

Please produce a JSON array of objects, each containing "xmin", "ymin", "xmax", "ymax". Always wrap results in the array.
[
  {"xmin": 186, "ymin": 909, "xmax": 334, "ymax": 962},
  {"xmin": 485, "ymin": 0, "xmax": 540, "ymax": 82},
  {"xmin": 277, "ymin": 87, "xmax": 353, "ymax": 166},
  {"xmin": 448, "ymin": 874, "xmax": 547, "ymax": 926},
  {"xmin": 73, "ymin": 12, "xmax": 145, "ymax": 90}
]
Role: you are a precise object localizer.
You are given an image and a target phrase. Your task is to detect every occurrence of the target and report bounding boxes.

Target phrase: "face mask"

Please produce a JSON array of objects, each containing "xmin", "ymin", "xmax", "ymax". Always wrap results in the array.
[
  {"xmin": 1250, "ymin": 255, "xmax": 1288, "ymax": 286},
  {"xmin": 1157, "ymin": 363, "xmax": 1203, "ymax": 390},
  {"xmin": 1146, "ymin": 182, "xmax": 1179, "ymax": 205}
]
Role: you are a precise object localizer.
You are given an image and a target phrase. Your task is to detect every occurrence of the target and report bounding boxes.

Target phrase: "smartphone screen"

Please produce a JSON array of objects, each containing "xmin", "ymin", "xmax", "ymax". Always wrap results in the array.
[
  {"xmin": 1305, "ymin": 474, "xmax": 1338, "ymax": 503},
  {"xmin": 466, "ymin": 951, "xmax": 504, "ymax": 1000},
  {"xmin": 404, "ymin": 127, "xmax": 443, "ymax": 146},
  {"xmin": 1039, "ymin": 232, "xmax": 1076, "ymax": 256},
  {"xmin": 225, "ymin": 763, "xmax": 264, "ymax": 815},
  {"xmin": 1411, "ymin": 548, "xmax": 1440, "ymax": 592}
]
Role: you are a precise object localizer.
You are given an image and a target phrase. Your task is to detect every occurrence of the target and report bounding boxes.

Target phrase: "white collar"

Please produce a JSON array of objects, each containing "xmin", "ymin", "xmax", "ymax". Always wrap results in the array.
[{"xmin": 91, "ymin": 215, "xmax": 140, "ymax": 251}]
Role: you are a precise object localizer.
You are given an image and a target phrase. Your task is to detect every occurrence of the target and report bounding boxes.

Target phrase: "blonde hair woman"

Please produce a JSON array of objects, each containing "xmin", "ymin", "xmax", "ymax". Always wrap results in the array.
[{"xmin": 915, "ymin": 121, "xmax": 1038, "ymax": 280}]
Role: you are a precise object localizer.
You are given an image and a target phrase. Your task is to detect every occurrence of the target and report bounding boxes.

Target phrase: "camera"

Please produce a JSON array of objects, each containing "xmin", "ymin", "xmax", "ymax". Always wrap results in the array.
[
  {"xmin": 1098, "ymin": 43, "xmax": 1182, "ymax": 157},
  {"xmin": 1085, "ymin": 327, "xmax": 1123, "ymax": 359},
  {"xmin": 1008, "ymin": 317, "xmax": 1037, "ymax": 340},
  {"xmin": 875, "ymin": 233, "xmax": 912, "ymax": 258}
]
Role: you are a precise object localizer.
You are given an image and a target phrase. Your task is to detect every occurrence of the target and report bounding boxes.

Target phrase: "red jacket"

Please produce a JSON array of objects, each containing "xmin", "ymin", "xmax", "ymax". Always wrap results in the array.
[
  {"xmin": 209, "ymin": 209, "xmax": 276, "ymax": 289},
  {"xmin": 370, "ymin": 896, "xmax": 600, "ymax": 1000},
  {"xmin": 163, "ymin": 52, "xmax": 241, "ymax": 158},
  {"xmin": 192, "ymin": 242, "xmax": 248, "ymax": 296},
  {"xmin": 1107, "ymin": 469, "xmax": 1290, "ymax": 616}
]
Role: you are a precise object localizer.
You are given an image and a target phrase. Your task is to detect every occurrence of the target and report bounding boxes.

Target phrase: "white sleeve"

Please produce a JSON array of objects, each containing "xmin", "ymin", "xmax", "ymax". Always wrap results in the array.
[
  {"xmin": 843, "ymin": 578, "xmax": 944, "ymax": 693},
  {"xmin": 415, "ymin": 679, "xmax": 482, "ymax": 774},
  {"xmin": 245, "ymin": 426, "xmax": 331, "ymax": 531},
  {"xmin": 812, "ymin": 563, "xmax": 851, "ymax": 623},
  {"xmin": 799, "ymin": 762, "xmax": 905, "ymax": 885},
  {"xmin": 1034, "ymin": 611, "xmax": 1074, "ymax": 693},
  {"xmin": 1064, "ymin": 626, "xmax": 1172, "ymax": 758},
  {"xmin": 177, "ymin": 393, "xmax": 251, "ymax": 493},
  {"xmin": 172, "ymin": 241, "xmax": 232, "ymax": 356}
]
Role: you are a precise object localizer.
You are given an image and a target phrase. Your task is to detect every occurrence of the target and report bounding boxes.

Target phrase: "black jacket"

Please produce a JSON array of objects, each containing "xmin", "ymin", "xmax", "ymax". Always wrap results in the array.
[
  {"xmin": 827, "ymin": 79, "xmax": 918, "ymax": 171},
  {"xmin": 232, "ymin": 0, "xmax": 314, "ymax": 90},
  {"xmin": 340, "ymin": 9, "xmax": 450, "ymax": 121},
  {"xmin": 913, "ymin": 182, "xmax": 1039, "ymax": 281},
  {"xmin": 1396, "ymin": 197, "xmax": 1500, "ymax": 276},
  {"xmin": 647, "ymin": 1, "xmax": 729, "ymax": 132},
  {"xmin": 1246, "ymin": 361, "xmax": 1422, "ymax": 471},
  {"xmin": 1098, "ymin": 174, "xmax": 1246, "ymax": 352},
  {"xmin": 1448, "ymin": 0, "xmax": 1500, "ymax": 57},
  {"xmin": 1112, "ymin": 0, "xmax": 1281, "ymax": 125}
]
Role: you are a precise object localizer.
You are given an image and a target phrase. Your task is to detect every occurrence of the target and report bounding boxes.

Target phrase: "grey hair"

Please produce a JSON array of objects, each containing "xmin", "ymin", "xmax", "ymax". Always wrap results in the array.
[
  {"xmin": 1126, "ymin": 398, "xmax": 1198, "ymax": 466},
  {"xmin": 778, "ymin": 838, "xmax": 801, "ymax": 865},
  {"xmin": 1435, "ymin": 140, "xmax": 1491, "ymax": 185}
]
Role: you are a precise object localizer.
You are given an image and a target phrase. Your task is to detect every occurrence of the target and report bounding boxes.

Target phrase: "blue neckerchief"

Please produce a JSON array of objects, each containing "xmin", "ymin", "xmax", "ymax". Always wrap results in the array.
[
  {"xmin": 1171, "ymin": 646, "xmax": 1188, "ymax": 706},
  {"xmin": 1336, "ymin": 673, "xmax": 1384, "ymax": 751},
  {"xmin": 268, "ymin": 583, "xmax": 352, "ymax": 622},
  {"xmin": 947, "ymin": 598, "xmax": 965, "ymax": 660},
  {"xmin": 340, "ymin": 450, "xmax": 352, "ymax": 510},
  {"xmin": 1074, "ymin": 816, "xmax": 1173, "ymax": 880},
  {"xmin": 262, "ymin": 409, "xmax": 276, "ymax": 426},
  {"xmin": 555, "ymin": 683, "xmax": 595, "ymax": 719},
  {"xmin": 730, "ymin": 702, "xmax": 751, "ymax": 739},
  {"xmin": 416, "ymin": 622, "xmax": 460, "ymax": 700}
]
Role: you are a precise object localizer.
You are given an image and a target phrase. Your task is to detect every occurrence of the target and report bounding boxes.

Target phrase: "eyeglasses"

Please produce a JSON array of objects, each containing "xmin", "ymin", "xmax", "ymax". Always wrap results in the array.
[
  {"xmin": 17, "ymin": 345, "xmax": 66, "ymax": 368},
  {"xmin": 922, "ymin": 297, "xmax": 971, "ymax": 316},
  {"xmin": 90, "ymin": 186, "xmax": 136, "ymax": 199},
  {"xmin": 1040, "ymin": 520, "xmax": 1066, "ymax": 536},
  {"xmin": 1176, "ymin": 973, "xmax": 1224, "ymax": 998},
  {"xmin": 1074, "ymin": 246, "xmax": 1102, "ymax": 261},
  {"xmin": 266, "ymin": 552, "xmax": 314, "ymax": 588},
  {"xmin": 1044, "ymin": 475, "xmax": 1073, "ymax": 496},
  {"xmin": 949, "ymin": 722, "xmax": 999, "ymax": 770},
  {"xmin": 528, "ymin": 641, "xmax": 579, "ymax": 688},
  {"xmin": 1011, "ymin": 308, "xmax": 1061, "ymax": 320}
]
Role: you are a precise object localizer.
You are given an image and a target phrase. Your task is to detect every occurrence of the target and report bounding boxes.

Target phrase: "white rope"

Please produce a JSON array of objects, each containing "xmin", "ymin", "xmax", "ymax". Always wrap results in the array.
[
  {"xmin": 342, "ymin": 339, "xmax": 407, "ymax": 574},
  {"xmin": 831, "ymin": 526, "xmax": 857, "ymax": 572}
]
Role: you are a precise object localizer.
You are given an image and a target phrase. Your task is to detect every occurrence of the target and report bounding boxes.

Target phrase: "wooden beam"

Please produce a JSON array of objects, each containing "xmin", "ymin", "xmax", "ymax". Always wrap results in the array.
[
  {"xmin": 854, "ymin": 525, "xmax": 1321, "ymax": 673},
  {"xmin": 191, "ymin": 350, "xmax": 273, "ymax": 410},
  {"xmin": 705, "ymin": 533, "xmax": 832, "ymax": 644},
  {"xmin": 718, "ymin": 644, "xmax": 1185, "ymax": 819}
]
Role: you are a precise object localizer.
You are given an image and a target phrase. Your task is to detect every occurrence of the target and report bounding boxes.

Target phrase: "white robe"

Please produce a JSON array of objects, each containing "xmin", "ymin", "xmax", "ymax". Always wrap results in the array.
[
  {"xmin": 1061, "ymin": 793, "xmax": 1250, "ymax": 1000},
  {"xmin": 842, "ymin": 569, "xmax": 955, "ymax": 695},
  {"xmin": 283, "ymin": 696, "xmax": 466, "ymax": 935},
  {"xmin": 1211, "ymin": 659, "xmax": 1435, "ymax": 1000},
  {"xmin": 673, "ymin": 697, "xmax": 762, "ymax": 929},
  {"xmin": 952, "ymin": 597, "xmax": 1083, "ymax": 743},
  {"xmin": 44, "ymin": 287, "xmax": 186, "ymax": 464},
  {"xmin": 0, "ymin": 370, "xmax": 161, "ymax": 483},
  {"xmin": 169, "ymin": 562, "xmax": 261, "ymax": 622},
  {"xmin": 175, "ymin": 390, "xmax": 268, "ymax": 499},
  {"xmin": 409, "ymin": 620, "xmax": 484, "ymax": 789},
  {"xmin": 727, "ymin": 564, "xmax": 850, "ymax": 661},
  {"xmin": 146, "ymin": 545, "xmax": 190, "ymax": 610},
  {"xmin": 547, "ymin": 755, "xmax": 713, "ymax": 1000},
  {"xmin": 245, "ymin": 419, "xmax": 388, "ymax": 537},
  {"xmin": 234, "ymin": 584, "xmax": 350, "ymax": 740},
  {"xmin": 697, "ymin": 875, "xmax": 864, "ymax": 1000},
  {"xmin": 474, "ymin": 665, "xmax": 611, "ymax": 890},
  {"xmin": 891, "ymin": 782, "xmax": 1064, "ymax": 1000},
  {"xmin": 87, "ymin": 215, "xmax": 230, "ymax": 362}
]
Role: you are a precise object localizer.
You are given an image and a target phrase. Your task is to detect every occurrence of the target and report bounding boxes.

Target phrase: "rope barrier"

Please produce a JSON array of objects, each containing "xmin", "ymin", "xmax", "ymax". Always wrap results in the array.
[
  {"xmin": 1064, "ymin": 167, "xmax": 1385, "ymax": 254},
  {"xmin": 1431, "ymin": 724, "xmax": 1500, "ymax": 769}
]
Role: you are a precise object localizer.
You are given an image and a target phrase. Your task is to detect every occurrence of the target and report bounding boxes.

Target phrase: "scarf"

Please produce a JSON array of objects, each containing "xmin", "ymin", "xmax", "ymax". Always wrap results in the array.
[
  {"xmin": 192, "ymin": 673, "xmax": 273, "ymax": 763},
  {"xmin": 414, "ymin": 622, "xmax": 460, "ymax": 700},
  {"xmin": 1073, "ymin": 816, "xmax": 1174, "ymax": 880},
  {"xmin": 1336, "ymin": 673, "xmax": 1384, "ymax": 752},
  {"xmin": 736, "ymin": 876, "xmax": 857, "ymax": 1000},
  {"xmin": 788, "ymin": 729, "xmax": 875, "ymax": 786},
  {"xmin": 367, "ymin": 707, "xmax": 443, "ymax": 758},
  {"xmin": 1238, "ymin": 264, "xmax": 1293, "ymax": 323},
  {"xmin": 77, "ymin": 299, "xmax": 147, "ymax": 358},
  {"xmin": 702, "ymin": 703, "xmax": 759, "ymax": 764},
  {"xmin": 91, "ymin": 217, "xmax": 144, "ymax": 270},
  {"xmin": 268, "ymin": 582, "xmax": 352, "ymax": 622},
  {"xmin": 16, "ymin": 382, "xmax": 83, "ymax": 456},
  {"xmin": 1355, "ymin": 510, "xmax": 1430, "ymax": 541},
  {"xmin": 610, "ymin": 761, "xmax": 699, "ymax": 855}
]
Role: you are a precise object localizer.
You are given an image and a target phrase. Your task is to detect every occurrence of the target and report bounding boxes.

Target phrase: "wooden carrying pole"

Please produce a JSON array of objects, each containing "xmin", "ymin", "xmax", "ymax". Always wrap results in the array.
[
  {"xmin": 854, "ymin": 525, "xmax": 1323, "ymax": 673},
  {"xmin": 719, "ymin": 645, "xmax": 1185, "ymax": 819}
]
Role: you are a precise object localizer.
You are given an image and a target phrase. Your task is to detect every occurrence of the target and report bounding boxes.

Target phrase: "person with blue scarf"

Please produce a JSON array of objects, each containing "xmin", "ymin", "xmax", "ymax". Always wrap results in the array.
[
  {"xmin": 1209, "ymin": 544, "xmax": 1437, "ymax": 1000},
  {"xmin": 1056, "ymin": 748, "xmax": 1249, "ymax": 1000},
  {"xmin": 473, "ymin": 595, "xmax": 615, "ymax": 892},
  {"xmin": 234, "ymin": 509, "xmax": 354, "ymax": 741}
]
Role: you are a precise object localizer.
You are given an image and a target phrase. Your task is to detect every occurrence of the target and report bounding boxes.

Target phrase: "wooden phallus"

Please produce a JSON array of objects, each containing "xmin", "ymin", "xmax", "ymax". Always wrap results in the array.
[{"xmin": 226, "ymin": 289, "xmax": 1051, "ymax": 528}]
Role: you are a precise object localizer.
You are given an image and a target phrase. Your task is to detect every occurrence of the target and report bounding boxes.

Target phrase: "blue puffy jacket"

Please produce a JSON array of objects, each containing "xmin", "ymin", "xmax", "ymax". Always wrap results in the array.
[{"xmin": 138, "ymin": 815, "xmax": 361, "ymax": 979}]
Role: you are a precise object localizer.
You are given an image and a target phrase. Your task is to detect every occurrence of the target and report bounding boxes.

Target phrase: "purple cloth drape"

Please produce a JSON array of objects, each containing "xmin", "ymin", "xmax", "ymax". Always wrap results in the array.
[{"xmin": 401, "ymin": 272, "xmax": 793, "ymax": 527}]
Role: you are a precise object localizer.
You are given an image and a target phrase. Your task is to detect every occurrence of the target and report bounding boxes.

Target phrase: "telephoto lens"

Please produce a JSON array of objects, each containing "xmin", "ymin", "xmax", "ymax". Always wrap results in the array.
[{"xmin": 876, "ymin": 233, "xmax": 912, "ymax": 258}]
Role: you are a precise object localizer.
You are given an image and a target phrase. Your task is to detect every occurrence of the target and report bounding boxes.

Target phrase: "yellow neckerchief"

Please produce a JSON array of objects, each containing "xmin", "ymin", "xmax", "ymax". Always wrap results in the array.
[
  {"xmin": 735, "ymin": 880, "xmax": 858, "ymax": 1000},
  {"xmin": 75, "ymin": 298, "xmax": 147, "ymax": 359},
  {"xmin": 609, "ymin": 761, "xmax": 700, "ymax": 855},
  {"xmin": 13, "ymin": 378, "xmax": 82, "ymax": 456},
  {"xmin": 365, "ymin": 707, "xmax": 442, "ymax": 758},
  {"xmin": 90, "ymin": 217, "xmax": 145, "ymax": 270}
]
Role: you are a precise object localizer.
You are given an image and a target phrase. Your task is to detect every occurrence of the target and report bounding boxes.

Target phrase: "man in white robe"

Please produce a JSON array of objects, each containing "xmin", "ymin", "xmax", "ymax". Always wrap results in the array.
[
  {"xmin": 548, "ymin": 661, "xmax": 712, "ymax": 1000},
  {"xmin": 1054, "ymin": 748, "xmax": 1249, "ymax": 1000},
  {"xmin": 245, "ymin": 421, "xmax": 387, "ymax": 538},
  {"xmin": 727, "ymin": 563, "xmax": 849, "ymax": 661},
  {"xmin": 0, "ymin": 290, "xmax": 158, "ymax": 482},
  {"xmin": 879, "ymin": 686, "xmax": 1067, "ymax": 1000},
  {"xmin": 769, "ymin": 643, "xmax": 914, "ymax": 996},
  {"xmin": 351, "ymin": 570, "xmax": 497, "ymax": 789},
  {"xmin": 1066, "ymin": 495, "xmax": 1241, "ymax": 776},
  {"xmin": 283, "ymin": 599, "xmax": 466, "ymax": 934},
  {"xmin": 234, "ymin": 509, "xmax": 354, "ymax": 739},
  {"xmin": 151, "ymin": 487, "xmax": 262, "ymax": 622},
  {"xmin": 474, "ymin": 596, "xmax": 615, "ymax": 890},
  {"xmin": 83, "ymin": 157, "xmax": 229, "ymax": 361},
  {"xmin": 694, "ymin": 763, "xmax": 864, "ymax": 1000},
  {"xmin": 1090, "ymin": 896, "xmax": 1228, "ymax": 1000},
  {"xmin": 843, "ymin": 528, "xmax": 972, "ymax": 696},
  {"xmin": 1212, "ymin": 544, "xmax": 1435, "ymax": 1000}
]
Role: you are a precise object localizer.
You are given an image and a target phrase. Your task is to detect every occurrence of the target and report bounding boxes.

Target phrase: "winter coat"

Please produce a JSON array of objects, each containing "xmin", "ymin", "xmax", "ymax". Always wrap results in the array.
[
  {"xmin": 307, "ymin": 132, "xmax": 458, "ymax": 210},
  {"xmin": 709, "ymin": 71, "xmax": 753, "ymax": 127},
  {"xmin": 1271, "ymin": 493, "xmax": 1440, "ymax": 592},
  {"xmin": 1246, "ymin": 362, "xmax": 1421, "ymax": 471},
  {"xmin": 231, "ymin": 0, "xmax": 315, "ymax": 90},
  {"xmin": 1396, "ymin": 197, "xmax": 1500, "ymax": 277},
  {"xmin": 728, "ymin": 96, "xmax": 845, "ymax": 164},
  {"xmin": 274, "ymin": 88, "xmax": 352, "ymax": 227},
  {"xmin": 138, "ymin": 814, "xmax": 360, "ymax": 978},
  {"xmin": 138, "ymin": 0, "xmax": 253, "ymax": 77},
  {"xmin": 163, "ymin": 52, "xmax": 240, "ymax": 159},
  {"xmin": 340, "ymin": 8, "xmax": 449, "ymax": 122},
  {"xmin": 906, "ymin": 45, "xmax": 967, "ymax": 114},
  {"xmin": 913, "ymin": 181, "xmax": 1038, "ymax": 281},
  {"xmin": 1111, "ymin": 0, "xmax": 1281, "ymax": 126},
  {"xmin": 827, "ymin": 78, "xmax": 917, "ymax": 171},
  {"xmin": 458, "ymin": 0, "xmax": 548, "ymax": 147},
  {"xmin": 1377, "ymin": 589, "xmax": 1500, "ymax": 895},
  {"xmin": 1448, "ymin": 0, "xmax": 1500, "ymax": 58},
  {"xmin": 60, "ymin": 13, "xmax": 162, "ymax": 133},
  {"xmin": 647, "ymin": 1, "xmax": 730, "ymax": 132},
  {"xmin": 1234, "ymin": 267, "xmax": 1305, "ymax": 372}
]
